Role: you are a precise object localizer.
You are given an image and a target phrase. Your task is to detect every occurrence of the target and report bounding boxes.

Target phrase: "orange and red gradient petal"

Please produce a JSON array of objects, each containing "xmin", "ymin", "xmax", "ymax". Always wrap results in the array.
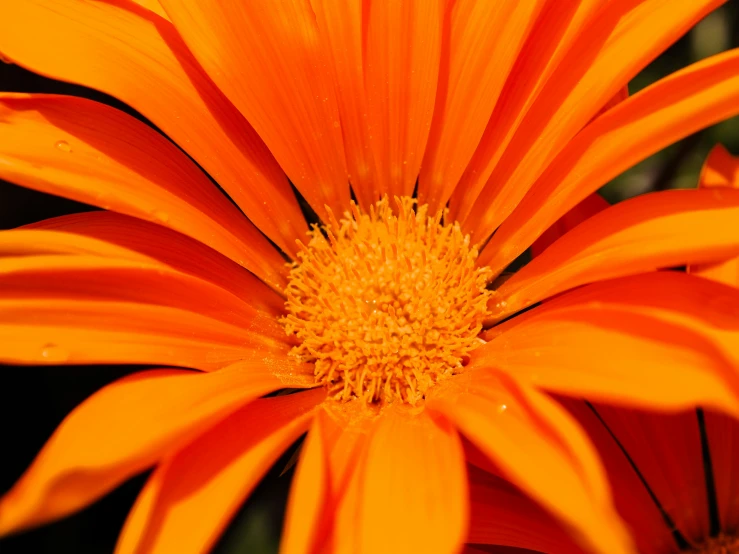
[
  {"xmin": 0, "ymin": 300, "xmax": 290, "ymax": 370},
  {"xmin": 310, "ymin": 0, "xmax": 377, "ymax": 209},
  {"xmin": 475, "ymin": 303, "xmax": 739, "ymax": 415},
  {"xmin": 280, "ymin": 412, "xmax": 330, "ymax": 554},
  {"xmin": 690, "ymin": 144, "xmax": 739, "ymax": 284},
  {"xmin": 418, "ymin": 0, "xmax": 543, "ymax": 211},
  {"xmin": 591, "ymin": 405, "xmax": 710, "ymax": 544},
  {"xmin": 0, "ymin": 255, "xmax": 285, "ymax": 337},
  {"xmin": 461, "ymin": 0, "xmax": 725, "ymax": 239},
  {"xmin": 0, "ymin": 94, "xmax": 287, "ymax": 289},
  {"xmin": 482, "ymin": 48, "xmax": 739, "ymax": 275},
  {"xmin": 329, "ymin": 406, "xmax": 468, "ymax": 554},
  {"xmin": 0, "ymin": 363, "xmax": 313, "ymax": 537},
  {"xmin": 704, "ymin": 410, "xmax": 739, "ymax": 531},
  {"xmin": 25, "ymin": 213, "xmax": 286, "ymax": 317},
  {"xmin": 115, "ymin": 389, "xmax": 325, "ymax": 554},
  {"xmin": 159, "ymin": 0, "xmax": 349, "ymax": 219},
  {"xmin": 490, "ymin": 189, "xmax": 739, "ymax": 320},
  {"xmin": 559, "ymin": 399, "xmax": 681, "ymax": 554},
  {"xmin": 364, "ymin": 0, "xmax": 442, "ymax": 199},
  {"xmin": 428, "ymin": 371, "xmax": 634, "ymax": 554},
  {"xmin": 467, "ymin": 465, "xmax": 585, "ymax": 554},
  {"xmin": 450, "ymin": 0, "xmax": 603, "ymax": 221},
  {"xmin": 0, "ymin": 0, "xmax": 305, "ymax": 254}
]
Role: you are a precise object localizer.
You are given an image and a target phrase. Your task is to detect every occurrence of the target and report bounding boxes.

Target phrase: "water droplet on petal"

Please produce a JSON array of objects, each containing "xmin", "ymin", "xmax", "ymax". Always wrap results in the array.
[
  {"xmin": 41, "ymin": 343, "xmax": 69, "ymax": 362},
  {"xmin": 497, "ymin": 403, "xmax": 507, "ymax": 414},
  {"xmin": 152, "ymin": 210, "xmax": 170, "ymax": 223},
  {"xmin": 55, "ymin": 140, "xmax": 71, "ymax": 153}
]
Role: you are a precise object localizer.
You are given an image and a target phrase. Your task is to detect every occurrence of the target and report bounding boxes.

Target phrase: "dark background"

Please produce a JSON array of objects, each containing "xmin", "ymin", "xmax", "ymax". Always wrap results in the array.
[{"xmin": 2, "ymin": 4, "xmax": 739, "ymax": 553}]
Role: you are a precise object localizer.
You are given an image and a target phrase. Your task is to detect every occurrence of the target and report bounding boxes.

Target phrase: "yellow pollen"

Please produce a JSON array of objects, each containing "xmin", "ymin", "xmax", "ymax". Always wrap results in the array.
[
  {"xmin": 281, "ymin": 196, "xmax": 492, "ymax": 405},
  {"xmin": 694, "ymin": 534, "xmax": 739, "ymax": 554}
]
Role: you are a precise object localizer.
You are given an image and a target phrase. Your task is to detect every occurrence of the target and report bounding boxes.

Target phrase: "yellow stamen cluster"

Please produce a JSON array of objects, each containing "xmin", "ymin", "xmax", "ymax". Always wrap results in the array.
[
  {"xmin": 694, "ymin": 534, "xmax": 739, "ymax": 554},
  {"xmin": 282, "ymin": 196, "xmax": 492, "ymax": 405}
]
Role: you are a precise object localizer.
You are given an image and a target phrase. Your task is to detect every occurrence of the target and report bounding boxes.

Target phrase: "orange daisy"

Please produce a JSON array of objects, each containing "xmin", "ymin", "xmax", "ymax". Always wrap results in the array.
[{"xmin": 1, "ymin": 2, "xmax": 739, "ymax": 553}]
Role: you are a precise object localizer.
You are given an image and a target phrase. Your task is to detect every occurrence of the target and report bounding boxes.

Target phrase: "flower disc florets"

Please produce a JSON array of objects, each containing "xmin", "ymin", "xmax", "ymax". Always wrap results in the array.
[{"xmin": 281, "ymin": 196, "xmax": 492, "ymax": 405}]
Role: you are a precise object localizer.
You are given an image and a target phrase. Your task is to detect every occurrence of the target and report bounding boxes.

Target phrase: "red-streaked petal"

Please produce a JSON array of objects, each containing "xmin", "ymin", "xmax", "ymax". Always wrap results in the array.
[
  {"xmin": 0, "ymin": 0, "xmax": 305, "ymax": 254},
  {"xmin": 0, "ymin": 94, "xmax": 286, "ymax": 289},
  {"xmin": 559, "ymin": 398, "xmax": 681, "ymax": 554},
  {"xmin": 461, "ymin": 0, "xmax": 726, "ymax": 239},
  {"xmin": 705, "ymin": 410, "xmax": 739, "ymax": 530},
  {"xmin": 0, "ymin": 255, "xmax": 284, "ymax": 336},
  {"xmin": 0, "ymin": 363, "xmax": 313, "ymax": 536},
  {"xmin": 25, "ymin": 212, "xmax": 286, "ymax": 317},
  {"xmin": 530, "ymin": 193, "xmax": 609, "ymax": 258},
  {"xmin": 330, "ymin": 406, "xmax": 468, "ymax": 554},
  {"xmin": 159, "ymin": 0, "xmax": 349, "ymax": 219},
  {"xmin": 115, "ymin": 389, "xmax": 324, "ymax": 554},
  {"xmin": 475, "ymin": 300, "xmax": 739, "ymax": 414},
  {"xmin": 364, "ymin": 0, "xmax": 442, "ymax": 198},
  {"xmin": 310, "ymin": 0, "xmax": 378, "ymax": 209},
  {"xmin": 0, "ymin": 229, "xmax": 152, "ymax": 261},
  {"xmin": 490, "ymin": 189, "xmax": 739, "ymax": 320},
  {"xmin": 450, "ymin": 0, "xmax": 603, "ymax": 222},
  {"xmin": 481, "ymin": 48, "xmax": 739, "ymax": 274},
  {"xmin": 592, "ymin": 405, "xmax": 709, "ymax": 544},
  {"xmin": 418, "ymin": 0, "xmax": 543, "ymax": 211},
  {"xmin": 467, "ymin": 465, "xmax": 585, "ymax": 553},
  {"xmin": 427, "ymin": 371, "xmax": 634, "ymax": 554},
  {"xmin": 0, "ymin": 300, "xmax": 289, "ymax": 370}
]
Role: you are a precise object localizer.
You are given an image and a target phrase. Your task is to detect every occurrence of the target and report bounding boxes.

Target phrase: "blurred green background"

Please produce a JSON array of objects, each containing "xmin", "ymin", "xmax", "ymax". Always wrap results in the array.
[{"xmin": 1, "ymin": 3, "xmax": 738, "ymax": 553}]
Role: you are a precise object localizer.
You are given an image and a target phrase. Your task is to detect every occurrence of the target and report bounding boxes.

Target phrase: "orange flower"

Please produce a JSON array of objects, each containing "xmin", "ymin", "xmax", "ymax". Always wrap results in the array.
[{"xmin": 1, "ymin": 2, "xmax": 739, "ymax": 553}]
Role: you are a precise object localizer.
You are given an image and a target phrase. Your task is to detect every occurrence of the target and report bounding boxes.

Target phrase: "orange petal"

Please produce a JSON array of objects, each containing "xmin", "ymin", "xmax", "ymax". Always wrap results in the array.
[
  {"xmin": 474, "ymin": 301, "xmax": 739, "ymax": 415},
  {"xmin": 490, "ymin": 189, "xmax": 739, "ymax": 319},
  {"xmin": 467, "ymin": 465, "xmax": 585, "ymax": 553},
  {"xmin": 25, "ymin": 212, "xmax": 286, "ymax": 317},
  {"xmin": 417, "ymin": 0, "xmax": 543, "ymax": 211},
  {"xmin": 364, "ymin": 0, "xmax": 443, "ymax": 198},
  {"xmin": 689, "ymin": 144, "xmax": 739, "ymax": 285},
  {"xmin": 481, "ymin": 48, "xmax": 739, "ymax": 275},
  {"xmin": 704, "ymin": 409, "xmax": 739, "ymax": 530},
  {"xmin": 0, "ymin": 255, "xmax": 285, "ymax": 337},
  {"xmin": 159, "ymin": 0, "xmax": 349, "ymax": 219},
  {"xmin": 0, "ymin": 0, "xmax": 305, "ymax": 254},
  {"xmin": 115, "ymin": 389, "xmax": 324, "ymax": 554},
  {"xmin": 310, "ymin": 0, "xmax": 378, "ymax": 209},
  {"xmin": 330, "ymin": 405, "xmax": 468, "ymax": 554},
  {"xmin": 0, "ymin": 299, "xmax": 289, "ymax": 370},
  {"xmin": 592, "ymin": 405, "xmax": 709, "ymax": 544},
  {"xmin": 450, "ymin": 0, "xmax": 604, "ymax": 222},
  {"xmin": 460, "ymin": 0, "xmax": 726, "ymax": 240},
  {"xmin": 559, "ymin": 398, "xmax": 681, "ymax": 554},
  {"xmin": 427, "ymin": 371, "xmax": 634, "ymax": 554},
  {"xmin": 0, "ymin": 362, "xmax": 312, "ymax": 536},
  {"xmin": 529, "ymin": 193, "xmax": 609, "ymax": 258},
  {"xmin": 0, "ymin": 94, "xmax": 286, "ymax": 290},
  {"xmin": 280, "ymin": 411, "xmax": 330, "ymax": 554}
]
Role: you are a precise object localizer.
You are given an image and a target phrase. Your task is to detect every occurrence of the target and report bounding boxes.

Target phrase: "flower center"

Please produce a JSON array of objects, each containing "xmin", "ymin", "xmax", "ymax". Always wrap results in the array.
[
  {"xmin": 693, "ymin": 534, "xmax": 739, "ymax": 554},
  {"xmin": 282, "ymin": 196, "xmax": 492, "ymax": 405}
]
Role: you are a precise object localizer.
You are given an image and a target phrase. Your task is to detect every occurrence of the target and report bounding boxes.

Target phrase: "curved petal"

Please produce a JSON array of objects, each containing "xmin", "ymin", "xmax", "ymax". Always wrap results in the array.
[
  {"xmin": 460, "ymin": 0, "xmax": 726, "ymax": 238},
  {"xmin": 467, "ymin": 465, "xmax": 586, "ymax": 554},
  {"xmin": 449, "ymin": 0, "xmax": 603, "ymax": 221},
  {"xmin": 0, "ymin": 362, "xmax": 312, "ymax": 536},
  {"xmin": 481, "ymin": 48, "xmax": 739, "ymax": 274},
  {"xmin": 115, "ymin": 389, "xmax": 325, "ymax": 554},
  {"xmin": 0, "ymin": 0, "xmax": 306, "ymax": 254},
  {"xmin": 364, "ymin": 0, "xmax": 442, "ymax": 198},
  {"xmin": 0, "ymin": 255, "xmax": 285, "ymax": 336},
  {"xmin": 427, "ymin": 371, "xmax": 634, "ymax": 554},
  {"xmin": 0, "ymin": 229, "xmax": 152, "ymax": 261},
  {"xmin": 25, "ymin": 212, "xmax": 286, "ymax": 317},
  {"xmin": 0, "ymin": 94, "xmax": 287, "ymax": 289},
  {"xmin": 0, "ymin": 299, "xmax": 290, "ymax": 370},
  {"xmin": 330, "ymin": 405, "xmax": 468, "ymax": 554},
  {"xmin": 475, "ymin": 301, "xmax": 739, "ymax": 414},
  {"xmin": 490, "ymin": 189, "xmax": 739, "ymax": 320},
  {"xmin": 159, "ymin": 0, "xmax": 349, "ymax": 219},
  {"xmin": 417, "ymin": 0, "xmax": 542, "ymax": 211}
]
